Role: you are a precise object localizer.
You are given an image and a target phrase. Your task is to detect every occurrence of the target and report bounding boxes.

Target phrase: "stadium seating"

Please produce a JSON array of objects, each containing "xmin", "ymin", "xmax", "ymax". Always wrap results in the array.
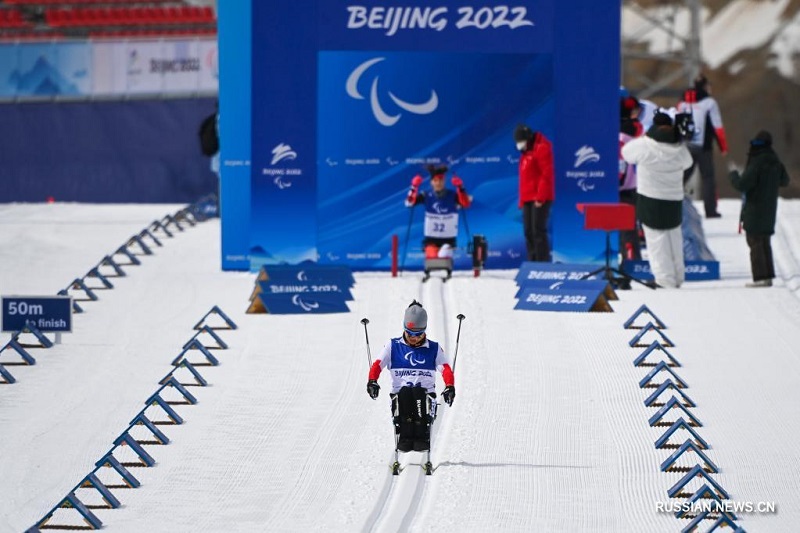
[
  {"xmin": 4, "ymin": 0, "xmax": 176, "ymax": 5},
  {"xmin": 0, "ymin": 1, "xmax": 216, "ymax": 40},
  {"xmin": 0, "ymin": 9, "xmax": 32, "ymax": 30}
]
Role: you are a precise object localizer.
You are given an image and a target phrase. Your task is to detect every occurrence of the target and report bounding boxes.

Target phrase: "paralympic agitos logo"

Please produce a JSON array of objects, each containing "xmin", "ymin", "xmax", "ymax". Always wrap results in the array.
[{"xmin": 346, "ymin": 57, "xmax": 438, "ymax": 127}]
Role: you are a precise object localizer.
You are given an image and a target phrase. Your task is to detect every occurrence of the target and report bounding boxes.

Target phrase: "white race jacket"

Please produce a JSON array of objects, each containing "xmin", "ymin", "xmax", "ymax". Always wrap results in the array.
[
  {"xmin": 621, "ymin": 136, "xmax": 692, "ymax": 201},
  {"xmin": 374, "ymin": 336, "xmax": 451, "ymax": 394},
  {"xmin": 676, "ymin": 97, "xmax": 724, "ymax": 148}
]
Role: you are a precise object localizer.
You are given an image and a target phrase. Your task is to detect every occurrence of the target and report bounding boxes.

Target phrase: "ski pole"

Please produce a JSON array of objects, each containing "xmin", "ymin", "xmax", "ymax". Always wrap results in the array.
[
  {"xmin": 452, "ymin": 314, "xmax": 466, "ymax": 372},
  {"xmin": 360, "ymin": 317, "xmax": 373, "ymax": 367},
  {"xmin": 400, "ymin": 205, "xmax": 415, "ymax": 274}
]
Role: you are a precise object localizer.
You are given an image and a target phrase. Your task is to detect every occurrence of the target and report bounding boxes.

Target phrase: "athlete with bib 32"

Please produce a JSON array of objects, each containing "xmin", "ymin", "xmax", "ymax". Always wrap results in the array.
[{"xmin": 405, "ymin": 164, "xmax": 472, "ymax": 279}]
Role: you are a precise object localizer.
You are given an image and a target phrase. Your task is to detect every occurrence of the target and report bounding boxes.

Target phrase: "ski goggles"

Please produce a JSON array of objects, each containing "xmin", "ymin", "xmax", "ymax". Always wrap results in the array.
[{"xmin": 404, "ymin": 327, "xmax": 426, "ymax": 338}]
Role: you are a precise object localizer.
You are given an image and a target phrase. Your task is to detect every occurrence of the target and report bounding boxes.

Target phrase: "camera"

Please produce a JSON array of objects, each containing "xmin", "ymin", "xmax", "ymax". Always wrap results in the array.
[{"xmin": 673, "ymin": 111, "xmax": 695, "ymax": 142}]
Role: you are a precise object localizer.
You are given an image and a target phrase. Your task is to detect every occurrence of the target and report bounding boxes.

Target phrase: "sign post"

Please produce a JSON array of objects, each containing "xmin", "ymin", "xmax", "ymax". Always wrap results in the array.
[{"xmin": 2, "ymin": 296, "xmax": 73, "ymax": 344}]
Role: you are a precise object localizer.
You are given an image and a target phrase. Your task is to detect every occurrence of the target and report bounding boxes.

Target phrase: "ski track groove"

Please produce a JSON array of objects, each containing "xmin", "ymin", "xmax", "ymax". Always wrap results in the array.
[
  {"xmin": 268, "ymin": 321, "xmax": 364, "ymax": 531},
  {"xmin": 7, "ymin": 200, "xmax": 800, "ymax": 532},
  {"xmin": 411, "ymin": 279, "xmax": 681, "ymax": 532},
  {"xmin": 365, "ymin": 276, "xmax": 454, "ymax": 533},
  {"xmin": 411, "ymin": 275, "xmax": 546, "ymax": 531}
]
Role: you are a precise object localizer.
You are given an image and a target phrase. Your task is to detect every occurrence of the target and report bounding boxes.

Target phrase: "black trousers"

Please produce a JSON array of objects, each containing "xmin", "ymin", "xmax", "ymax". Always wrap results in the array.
[
  {"xmin": 522, "ymin": 201, "xmax": 552, "ymax": 262},
  {"xmin": 746, "ymin": 233, "xmax": 775, "ymax": 281},
  {"xmin": 619, "ymin": 190, "xmax": 641, "ymax": 260},
  {"xmin": 683, "ymin": 145, "xmax": 719, "ymax": 217},
  {"xmin": 391, "ymin": 387, "xmax": 435, "ymax": 451}
]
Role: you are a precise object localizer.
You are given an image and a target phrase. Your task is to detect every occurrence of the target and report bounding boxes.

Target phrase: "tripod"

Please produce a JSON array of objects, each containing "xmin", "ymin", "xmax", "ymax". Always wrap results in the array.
[{"xmin": 577, "ymin": 203, "xmax": 654, "ymax": 290}]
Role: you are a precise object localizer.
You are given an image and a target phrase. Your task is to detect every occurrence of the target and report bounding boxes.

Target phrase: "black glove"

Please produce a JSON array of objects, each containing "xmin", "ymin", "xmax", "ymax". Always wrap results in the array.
[
  {"xmin": 442, "ymin": 386, "xmax": 455, "ymax": 406},
  {"xmin": 367, "ymin": 380, "xmax": 380, "ymax": 400}
]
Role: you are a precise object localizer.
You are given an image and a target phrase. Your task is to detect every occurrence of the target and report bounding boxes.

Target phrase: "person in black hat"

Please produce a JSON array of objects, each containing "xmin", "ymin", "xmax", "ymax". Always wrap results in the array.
[
  {"xmin": 677, "ymin": 74, "xmax": 729, "ymax": 218},
  {"xmin": 366, "ymin": 301, "xmax": 455, "ymax": 456},
  {"xmin": 729, "ymin": 130, "xmax": 791, "ymax": 288}
]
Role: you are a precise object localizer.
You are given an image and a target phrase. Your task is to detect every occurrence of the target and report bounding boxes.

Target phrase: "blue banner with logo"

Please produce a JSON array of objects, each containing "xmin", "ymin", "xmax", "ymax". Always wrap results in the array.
[
  {"xmin": 622, "ymin": 260, "xmax": 720, "ymax": 282},
  {"xmin": 257, "ymin": 292, "xmax": 351, "ymax": 314},
  {"xmin": 514, "ymin": 279, "xmax": 612, "ymax": 300},
  {"xmin": 514, "ymin": 262, "xmax": 601, "ymax": 285},
  {"xmin": 258, "ymin": 265, "xmax": 355, "ymax": 287},
  {"xmin": 515, "ymin": 286, "xmax": 611, "ymax": 313},
  {"xmin": 220, "ymin": 0, "xmax": 619, "ymax": 270},
  {"xmin": 257, "ymin": 281, "xmax": 353, "ymax": 301}
]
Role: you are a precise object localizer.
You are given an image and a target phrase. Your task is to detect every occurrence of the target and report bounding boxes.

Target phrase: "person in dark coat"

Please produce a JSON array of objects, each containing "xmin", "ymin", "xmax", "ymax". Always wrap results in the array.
[{"xmin": 729, "ymin": 130, "xmax": 790, "ymax": 288}]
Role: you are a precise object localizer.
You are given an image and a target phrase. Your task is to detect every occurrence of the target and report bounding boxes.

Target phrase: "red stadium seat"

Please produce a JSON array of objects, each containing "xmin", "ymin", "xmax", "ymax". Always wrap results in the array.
[
  {"xmin": 44, "ymin": 9, "xmax": 64, "ymax": 27},
  {"xmin": 199, "ymin": 7, "xmax": 215, "ymax": 23},
  {"xmin": 165, "ymin": 6, "xmax": 181, "ymax": 24},
  {"xmin": 114, "ymin": 8, "xmax": 132, "ymax": 26},
  {"xmin": 0, "ymin": 10, "xmax": 21, "ymax": 28},
  {"xmin": 16, "ymin": 0, "xmax": 216, "ymax": 36}
]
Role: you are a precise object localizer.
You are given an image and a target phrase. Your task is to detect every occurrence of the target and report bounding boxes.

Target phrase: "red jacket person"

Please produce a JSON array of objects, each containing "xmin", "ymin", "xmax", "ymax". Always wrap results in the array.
[{"xmin": 514, "ymin": 124, "xmax": 554, "ymax": 261}]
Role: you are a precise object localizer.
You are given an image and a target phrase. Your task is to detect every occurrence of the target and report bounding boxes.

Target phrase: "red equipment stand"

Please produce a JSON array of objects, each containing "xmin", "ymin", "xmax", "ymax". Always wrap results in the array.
[{"xmin": 577, "ymin": 203, "xmax": 655, "ymax": 290}]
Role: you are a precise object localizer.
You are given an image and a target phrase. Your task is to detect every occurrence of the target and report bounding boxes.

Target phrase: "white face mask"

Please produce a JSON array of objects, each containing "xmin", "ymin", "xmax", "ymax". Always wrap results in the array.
[{"xmin": 516, "ymin": 141, "xmax": 527, "ymax": 152}]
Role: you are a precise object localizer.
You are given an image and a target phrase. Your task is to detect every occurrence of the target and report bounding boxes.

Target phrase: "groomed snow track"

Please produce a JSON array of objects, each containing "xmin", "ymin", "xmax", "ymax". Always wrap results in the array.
[{"xmin": 363, "ymin": 275, "xmax": 459, "ymax": 533}]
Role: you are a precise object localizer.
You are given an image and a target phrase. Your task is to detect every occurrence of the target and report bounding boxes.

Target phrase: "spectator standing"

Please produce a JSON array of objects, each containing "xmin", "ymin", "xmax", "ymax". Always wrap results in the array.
[
  {"xmin": 619, "ymin": 96, "xmax": 643, "ymax": 260},
  {"xmin": 677, "ymin": 74, "xmax": 728, "ymax": 218},
  {"xmin": 621, "ymin": 112, "xmax": 693, "ymax": 288},
  {"xmin": 198, "ymin": 102, "xmax": 220, "ymax": 211},
  {"xmin": 621, "ymin": 95, "xmax": 644, "ymax": 138},
  {"xmin": 199, "ymin": 102, "xmax": 219, "ymax": 171},
  {"xmin": 729, "ymin": 130, "xmax": 790, "ymax": 288},
  {"xmin": 514, "ymin": 124, "xmax": 554, "ymax": 262},
  {"xmin": 621, "ymin": 85, "xmax": 657, "ymax": 132}
]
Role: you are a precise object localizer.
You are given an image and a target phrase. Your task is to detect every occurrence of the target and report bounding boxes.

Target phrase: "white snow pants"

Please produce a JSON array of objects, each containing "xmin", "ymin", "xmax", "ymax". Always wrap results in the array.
[{"xmin": 642, "ymin": 224, "xmax": 685, "ymax": 288}]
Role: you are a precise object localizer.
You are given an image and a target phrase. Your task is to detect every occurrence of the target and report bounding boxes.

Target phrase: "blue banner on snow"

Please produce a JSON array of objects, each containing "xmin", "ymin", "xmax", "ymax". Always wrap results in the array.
[
  {"xmin": 514, "ymin": 262, "xmax": 601, "ymax": 285},
  {"xmin": 257, "ymin": 293, "xmax": 351, "ymax": 314},
  {"xmin": 514, "ymin": 286, "xmax": 611, "ymax": 312},
  {"xmin": 257, "ymin": 281, "xmax": 353, "ymax": 301},
  {"xmin": 257, "ymin": 263, "xmax": 355, "ymax": 286},
  {"xmin": 514, "ymin": 279, "xmax": 612, "ymax": 300},
  {"xmin": 621, "ymin": 260, "xmax": 720, "ymax": 281},
  {"xmin": 251, "ymin": 263, "xmax": 354, "ymax": 314}
]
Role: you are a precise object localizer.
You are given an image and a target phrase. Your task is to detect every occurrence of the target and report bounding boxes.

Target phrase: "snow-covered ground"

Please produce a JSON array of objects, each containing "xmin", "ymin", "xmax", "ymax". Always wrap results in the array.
[{"xmin": 1, "ymin": 199, "xmax": 799, "ymax": 533}]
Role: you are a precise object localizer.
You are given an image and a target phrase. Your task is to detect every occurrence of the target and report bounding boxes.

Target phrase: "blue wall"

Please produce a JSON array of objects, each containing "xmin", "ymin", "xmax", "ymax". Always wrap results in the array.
[
  {"xmin": 0, "ymin": 97, "xmax": 218, "ymax": 203},
  {"xmin": 223, "ymin": 0, "xmax": 620, "ymax": 271}
]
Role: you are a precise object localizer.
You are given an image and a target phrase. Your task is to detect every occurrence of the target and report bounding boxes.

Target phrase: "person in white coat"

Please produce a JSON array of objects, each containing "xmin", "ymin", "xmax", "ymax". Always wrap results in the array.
[{"xmin": 622, "ymin": 111, "xmax": 693, "ymax": 288}]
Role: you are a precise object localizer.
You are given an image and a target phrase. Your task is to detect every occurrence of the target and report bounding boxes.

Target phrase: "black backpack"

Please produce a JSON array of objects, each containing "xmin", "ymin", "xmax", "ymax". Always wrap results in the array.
[{"xmin": 198, "ymin": 113, "xmax": 219, "ymax": 156}]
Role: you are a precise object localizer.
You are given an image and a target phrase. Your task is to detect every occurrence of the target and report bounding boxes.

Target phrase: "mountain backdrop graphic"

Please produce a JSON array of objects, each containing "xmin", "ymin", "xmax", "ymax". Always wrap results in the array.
[{"xmin": 7, "ymin": 55, "xmax": 80, "ymax": 96}]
